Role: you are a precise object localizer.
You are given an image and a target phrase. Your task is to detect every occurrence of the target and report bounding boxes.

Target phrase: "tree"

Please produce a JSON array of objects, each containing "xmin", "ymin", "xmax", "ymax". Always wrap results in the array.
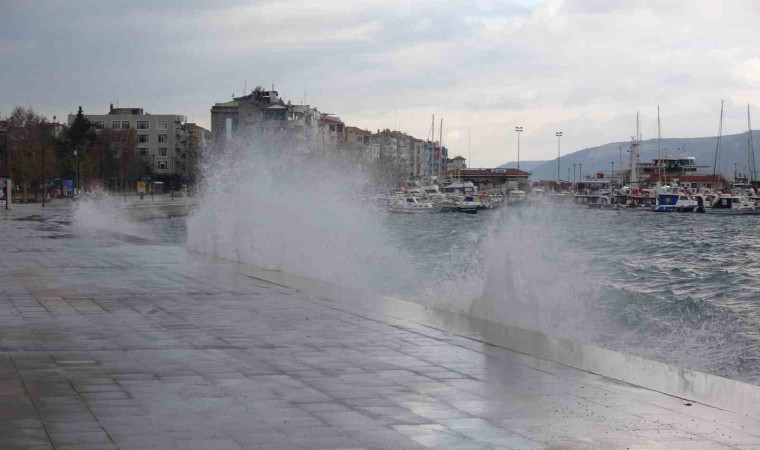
[
  {"xmin": 6, "ymin": 106, "xmax": 57, "ymax": 203},
  {"xmin": 57, "ymin": 106, "xmax": 96, "ymax": 181}
]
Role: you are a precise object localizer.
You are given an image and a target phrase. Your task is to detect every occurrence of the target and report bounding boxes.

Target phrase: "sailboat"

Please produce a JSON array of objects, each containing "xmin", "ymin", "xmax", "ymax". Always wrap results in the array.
[{"xmin": 706, "ymin": 102, "xmax": 760, "ymax": 215}]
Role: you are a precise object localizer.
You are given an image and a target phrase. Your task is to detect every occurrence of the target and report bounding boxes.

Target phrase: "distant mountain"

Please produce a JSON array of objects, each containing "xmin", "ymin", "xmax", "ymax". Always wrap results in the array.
[
  {"xmin": 498, "ymin": 160, "xmax": 547, "ymax": 172},
  {"xmin": 519, "ymin": 131, "xmax": 760, "ymax": 181}
]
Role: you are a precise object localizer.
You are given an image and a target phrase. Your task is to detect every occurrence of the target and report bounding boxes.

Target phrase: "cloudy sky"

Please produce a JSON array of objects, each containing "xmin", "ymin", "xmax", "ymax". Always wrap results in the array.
[{"xmin": 2, "ymin": 0, "xmax": 759, "ymax": 166}]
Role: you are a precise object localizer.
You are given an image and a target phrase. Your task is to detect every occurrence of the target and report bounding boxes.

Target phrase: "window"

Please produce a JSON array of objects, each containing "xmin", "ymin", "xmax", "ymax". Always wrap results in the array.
[
  {"xmin": 122, "ymin": 121, "xmax": 130, "ymax": 129},
  {"xmin": 157, "ymin": 160, "xmax": 168, "ymax": 171},
  {"xmin": 175, "ymin": 147, "xmax": 182, "ymax": 156},
  {"xmin": 159, "ymin": 148, "xmax": 167, "ymax": 156},
  {"xmin": 329, "ymin": 125, "xmax": 336, "ymax": 131},
  {"xmin": 138, "ymin": 148, "xmax": 149, "ymax": 157},
  {"xmin": 137, "ymin": 121, "xmax": 149, "ymax": 130},
  {"xmin": 157, "ymin": 121, "xmax": 168, "ymax": 130},
  {"xmin": 138, "ymin": 134, "xmax": 149, "ymax": 144},
  {"xmin": 157, "ymin": 134, "xmax": 167, "ymax": 143},
  {"xmin": 111, "ymin": 121, "xmax": 120, "ymax": 129},
  {"xmin": 93, "ymin": 121, "xmax": 104, "ymax": 130}
]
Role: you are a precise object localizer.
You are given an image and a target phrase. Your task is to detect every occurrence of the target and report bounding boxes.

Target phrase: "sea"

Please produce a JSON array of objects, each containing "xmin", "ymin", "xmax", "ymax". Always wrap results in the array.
[{"xmin": 149, "ymin": 205, "xmax": 760, "ymax": 385}]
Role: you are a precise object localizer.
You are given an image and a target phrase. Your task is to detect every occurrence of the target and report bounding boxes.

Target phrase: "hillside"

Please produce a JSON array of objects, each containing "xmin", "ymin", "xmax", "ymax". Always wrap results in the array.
[
  {"xmin": 516, "ymin": 131, "xmax": 760, "ymax": 181},
  {"xmin": 497, "ymin": 160, "xmax": 547, "ymax": 172}
]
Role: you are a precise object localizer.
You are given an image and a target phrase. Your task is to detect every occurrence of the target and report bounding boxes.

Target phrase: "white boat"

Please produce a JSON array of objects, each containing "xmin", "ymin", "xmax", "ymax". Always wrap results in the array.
[
  {"xmin": 456, "ymin": 195, "xmax": 481, "ymax": 214},
  {"xmin": 507, "ymin": 190, "xmax": 526, "ymax": 205},
  {"xmin": 389, "ymin": 196, "xmax": 436, "ymax": 213},
  {"xmin": 705, "ymin": 195, "xmax": 760, "ymax": 215},
  {"xmin": 442, "ymin": 181, "xmax": 477, "ymax": 196}
]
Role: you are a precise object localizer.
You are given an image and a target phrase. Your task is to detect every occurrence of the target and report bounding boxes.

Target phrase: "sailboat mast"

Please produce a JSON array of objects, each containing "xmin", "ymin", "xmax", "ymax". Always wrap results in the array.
[
  {"xmin": 630, "ymin": 112, "xmax": 640, "ymax": 187},
  {"xmin": 439, "ymin": 118, "xmax": 443, "ymax": 176},
  {"xmin": 713, "ymin": 100, "xmax": 724, "ymax": 185},
  {"xmin": 657, "ymin": 106, "xmax": 663, "ymax": 184},
  {"xmin": 749, "ymin": 104, "xmax": 755, "ymax": 185},
  {"xmin": 431, "ymin": 115, "xmax": 435, "ymax": 177}
]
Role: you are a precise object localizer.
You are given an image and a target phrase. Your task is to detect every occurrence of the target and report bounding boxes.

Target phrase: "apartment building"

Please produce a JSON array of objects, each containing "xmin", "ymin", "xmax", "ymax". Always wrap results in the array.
[{"xmin": 69, "ymin": 105, "xmax": 187, "ymax": 174}]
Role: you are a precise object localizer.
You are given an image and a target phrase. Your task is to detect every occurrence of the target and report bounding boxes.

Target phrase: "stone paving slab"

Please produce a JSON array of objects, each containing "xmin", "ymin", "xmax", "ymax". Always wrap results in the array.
[{"xmin": 1, "ymin": 206, "xmax": 760, "ymax": 449}]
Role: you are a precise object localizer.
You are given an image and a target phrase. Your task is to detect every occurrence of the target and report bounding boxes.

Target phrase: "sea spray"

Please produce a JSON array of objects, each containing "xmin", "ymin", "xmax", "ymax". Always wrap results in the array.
[
  {"xmin": 423, "ymin": 206, "xmax": 602, "ymax": 343},
  {"xmin": 72, "ymin": 189, "xmax": 151, "ymax": 238},
  {"xmin": 186, "ymin": 133, "xmax": 415, "ymax": 293}
]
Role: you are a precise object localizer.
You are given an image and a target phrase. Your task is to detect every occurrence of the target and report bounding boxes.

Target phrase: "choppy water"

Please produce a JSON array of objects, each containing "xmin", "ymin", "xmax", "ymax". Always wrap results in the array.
[{"xmin": 154, "ymin": 206, "xmax": 760, "ymax": 385}]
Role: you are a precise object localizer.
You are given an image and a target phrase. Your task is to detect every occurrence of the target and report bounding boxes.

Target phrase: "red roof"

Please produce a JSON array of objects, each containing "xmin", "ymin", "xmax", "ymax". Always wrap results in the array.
[
  {"xmin": 320, "ymin": 115, "xmax": 343, "ymax": 125},
  {"xmin": 345, "ymin": 126, "xmax": 371, "ymax": 136},
  {"xmin": 445, "ymin": 168, "xmax": 530, "ymax": 177}
]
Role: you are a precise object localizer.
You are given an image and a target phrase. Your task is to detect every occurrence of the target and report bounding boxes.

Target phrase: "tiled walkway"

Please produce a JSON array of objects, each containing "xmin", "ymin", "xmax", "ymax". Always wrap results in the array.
[{"xmin": 1, "ymin": 205, "xmax": 759, "ymax": 449}]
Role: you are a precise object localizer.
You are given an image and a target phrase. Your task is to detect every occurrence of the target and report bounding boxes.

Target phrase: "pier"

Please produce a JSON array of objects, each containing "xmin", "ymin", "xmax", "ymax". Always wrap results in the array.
[{"xmin": 2, "ymin": 204, "xmax": 760, "ymax": 449}]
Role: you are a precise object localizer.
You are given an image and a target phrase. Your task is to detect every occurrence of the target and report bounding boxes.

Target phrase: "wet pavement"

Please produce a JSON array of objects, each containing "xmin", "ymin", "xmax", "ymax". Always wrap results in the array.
[{"xmin": 1, "ymin": 205, "xmax": 760, "ymax": 449}]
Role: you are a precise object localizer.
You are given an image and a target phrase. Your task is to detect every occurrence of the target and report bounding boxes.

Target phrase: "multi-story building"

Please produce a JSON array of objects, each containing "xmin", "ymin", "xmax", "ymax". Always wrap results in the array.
[
  {"xmin": 410, "ymin": 137, "xmax": 425, "ymax": 177},
  {"xmin": 69, "ymin": 105, "xmax": 187, "ymax": 175},
  {"xmin": 449, "ymin": 156, "xmax": 466, "ymax": 170},
  {"xmin": 320, "ymin": 115, "xmax": 345, "ymax": 147},
  {"xmin": 182, "ymin": 123, "xmax": 210, "ymax": 183},
  {"xmin": 211, "ymin": 87, "xmax": 323, "ymax": 149}
]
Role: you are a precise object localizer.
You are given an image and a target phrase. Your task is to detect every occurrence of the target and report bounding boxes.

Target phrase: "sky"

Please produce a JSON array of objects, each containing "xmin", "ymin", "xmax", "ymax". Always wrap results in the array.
[{"xmin": 2, "ymin": 0, "xmax": 759, "ymax": 167}]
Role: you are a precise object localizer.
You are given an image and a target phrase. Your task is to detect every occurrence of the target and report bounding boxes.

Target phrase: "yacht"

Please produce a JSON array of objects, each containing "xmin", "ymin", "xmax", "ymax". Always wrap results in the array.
[
  {"xmin": 507, "ymin": 190, "xmax": 526, "ymax": 205},
  {"xmin": 705, "ymin": 195, "xmax": 760, "ymax": 215},
  {"xmin": 389, "ymin": 196, "xmax": 436, "ymax": 213}
]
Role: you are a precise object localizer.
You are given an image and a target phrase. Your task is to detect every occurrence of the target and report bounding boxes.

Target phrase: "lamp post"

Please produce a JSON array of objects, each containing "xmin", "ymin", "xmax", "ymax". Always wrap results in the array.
[
  {"xmin": 735, "ymin": 162, "xmax": 738, "ymax": 181},
  {"xmin": 572, "ymin": 164, "xmax": 576, "ymax": 191},
  {"xmin": 74, "ymin": 147, "xmax": 78, "ymax": 198},
  {"xmin": 42, "ymin": 117, "xmax": 52, "ymax": 207},
  {"xmin": 555, "ymin": 132, "xmax": 562, "ymax": 184},
  {"xmin": 579, "ymin": 163, "xmax": 583, "ymax": 182},
  {"xmin": 171, "ymin": 156, "xmax": 175, "ymax": 200},
  {"xmin": 515, "ymin": 126, "xmax": 523, "ymax": 170},
  {"xmin": 3, "ymin": 132, "xmax": 10, "ymax": 209},
  {"xmin": 611, "ymin": 161, "xmax": 615, "ymax": 186}
]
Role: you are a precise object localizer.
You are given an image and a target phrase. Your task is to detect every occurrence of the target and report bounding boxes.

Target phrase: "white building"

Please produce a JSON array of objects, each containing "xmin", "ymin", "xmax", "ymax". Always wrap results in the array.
[{"xmin": 70, "ymin": 105, "xmax": 187, "ymax": 175}]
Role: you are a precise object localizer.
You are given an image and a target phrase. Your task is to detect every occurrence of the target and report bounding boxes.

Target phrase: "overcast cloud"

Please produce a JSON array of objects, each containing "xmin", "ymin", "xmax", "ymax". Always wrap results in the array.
[{"xmin": 2, "ymin": 0, "xmax": 759, "ymax": 166}]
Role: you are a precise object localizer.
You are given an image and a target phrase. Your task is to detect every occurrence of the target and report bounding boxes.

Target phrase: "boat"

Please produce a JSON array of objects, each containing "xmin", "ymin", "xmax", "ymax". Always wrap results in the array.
[
  {"xmin": 507, "ymin": 190, "xmax": 526, "ymax": 205},
  {"xmin": 456, "ymin": 195, "xmax": 480, "ymax": 214},
  {"xmin": 389, "ymin": 196, "xmax": 436, "ymax": 213},
  {"xmin": 655, "ymin": 193, "xmax": 698, "ymax": 212},
  {"xmin": 705, "ymin": 195, "xmax": 760, "ymax": 215}
]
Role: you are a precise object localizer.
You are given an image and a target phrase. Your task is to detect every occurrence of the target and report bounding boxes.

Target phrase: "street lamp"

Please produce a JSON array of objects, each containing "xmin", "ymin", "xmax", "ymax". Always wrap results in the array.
[
  {"xmin": 515, "ymin": 126, "xmax": 523, "ymax": 170},
  {"xmin": 3, "ymin": 132, "xmax": 10, "ymax": 209},
  {"xmin": 555, "ymin": 132, "xmax": 562, "ymax": 184},
  {"xmin": 611, "ymin": 161, "xmax": 615, "ymax": 186},
  {"xmin": 74, "ymin": 147, "xmax": 78, "ymax": 197},
  {"xmin": 573, "ymin": 163, "xmax": 576, "ymax": 189},
  {"xmin": 579, "ymin": 163, "xmax": 583, "ymax": 182}
]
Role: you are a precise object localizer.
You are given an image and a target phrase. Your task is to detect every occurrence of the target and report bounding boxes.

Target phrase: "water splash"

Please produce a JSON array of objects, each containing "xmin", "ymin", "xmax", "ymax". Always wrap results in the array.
[
  {"xmin": 72, "ymin": 189, "xmax": 150, "ymax": 238},
  {"xmin": 186, "ymin": 135, "xmax": 414, "ymax": 293}
]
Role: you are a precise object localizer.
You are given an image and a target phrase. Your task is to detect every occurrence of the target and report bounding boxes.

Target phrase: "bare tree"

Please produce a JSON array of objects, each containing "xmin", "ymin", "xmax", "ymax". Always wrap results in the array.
[{"xmin": 6, "ymin": 106, "xmax": 57, "ymax": 203}]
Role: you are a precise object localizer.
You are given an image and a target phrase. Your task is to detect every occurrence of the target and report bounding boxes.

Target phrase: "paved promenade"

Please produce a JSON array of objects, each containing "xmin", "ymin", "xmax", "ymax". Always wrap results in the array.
[{"xmin": 1, "ymin": 205, "xmax": 759, "ymax": 449}]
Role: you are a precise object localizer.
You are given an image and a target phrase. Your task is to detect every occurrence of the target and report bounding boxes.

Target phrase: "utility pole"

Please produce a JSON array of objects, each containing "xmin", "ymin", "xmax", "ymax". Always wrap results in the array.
[
  {"xmin": 515, "ymin": 126, "xmax": 523, "ymax": 170},
  {"xmin": 611, "ymin": 162, "xmax": 615, "ymax": 185},
  {"xmin": 555, "ymin": 131, "xmax": 562, "ymax": 184},
  {"xmin": 74, "ymin": 147, "xmax": 78, "ymax": 198},
  {"xmin": 573, "ymin": 163, "xmax": 576, "ymax": 188},
  {"xmin": 43, "ymin": 118, "xmax": 51, "ymax": 207},
  {"xmin": 4, "ymin": 132, "xmax": 10, "ymax": 209}
]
